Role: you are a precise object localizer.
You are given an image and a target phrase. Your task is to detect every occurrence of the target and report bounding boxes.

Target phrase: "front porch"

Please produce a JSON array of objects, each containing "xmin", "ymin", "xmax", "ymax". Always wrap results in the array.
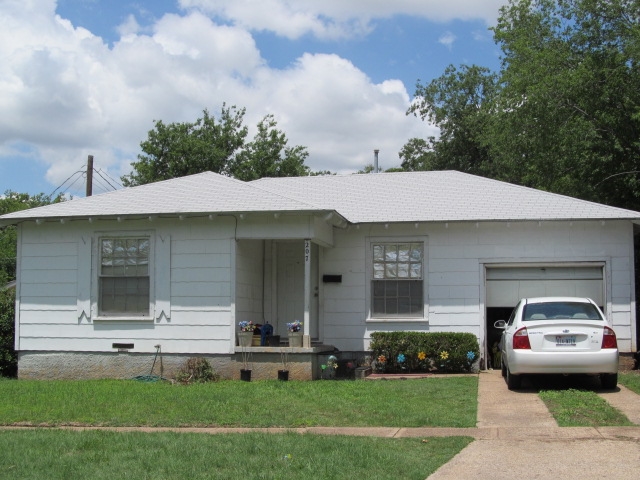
[{"xmin": 232, "ymin": 344, "xmax": 338, "ymax": 380}]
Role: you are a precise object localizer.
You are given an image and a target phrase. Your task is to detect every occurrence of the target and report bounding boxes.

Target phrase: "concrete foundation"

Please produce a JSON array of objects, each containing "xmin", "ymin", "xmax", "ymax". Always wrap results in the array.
[{"xmin": 18, "ymin": 346, "xmax": 337, "ymax": 381}]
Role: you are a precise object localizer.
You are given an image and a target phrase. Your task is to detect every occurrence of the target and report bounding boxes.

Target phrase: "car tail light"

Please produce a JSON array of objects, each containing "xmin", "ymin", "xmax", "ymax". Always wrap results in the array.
[
  {"xmin": 601, "ymin": 326, "xmax": 617, "ymax": 349},
  {"xmin": 513, "ymin": 327, "xmax": 531, "ymax": 349}
]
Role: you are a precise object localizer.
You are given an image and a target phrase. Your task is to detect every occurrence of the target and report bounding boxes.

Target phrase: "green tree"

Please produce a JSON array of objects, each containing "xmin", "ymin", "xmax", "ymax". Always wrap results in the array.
[
  {"xmin": 403, "ymin": 0, "xmax": 640, "ymax": 210},
  {"xmin": 489, "ymin": 0, "xmax": 640, "ymax": 208},
  {"xmin": 0, "ymin": 287, "xmax": 16, "ymax": 377},
  {"xmin": 227, "ymin": 114, "xmax": 310, "ymax": 181},
  {"xmin": 405, "ymin": 65, "xmax": 498, "ymax": 176},
  {"xmin": 122, "ymin": 105, "xmax": 248, "ymax": 187},
  {"xmin": 398, "ymin": 138, "xmax": 437, "ymax": 172},
  {"xmin": 123, "ymin": 106, "xmax": 318, "ymax": 186}
]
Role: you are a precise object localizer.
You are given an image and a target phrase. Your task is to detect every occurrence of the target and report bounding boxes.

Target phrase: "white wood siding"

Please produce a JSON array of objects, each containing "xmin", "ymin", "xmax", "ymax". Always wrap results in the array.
[
  {"xmin": 18, "ymin": 217, "xmax": 236, "ymax": 355},
  {"xmin": 320, "ymin": 221, "xmax": 636, "ymax": 352},
  {"xmin": 16, "ymin": 215, "xmax": 637, "ymax": 356}
]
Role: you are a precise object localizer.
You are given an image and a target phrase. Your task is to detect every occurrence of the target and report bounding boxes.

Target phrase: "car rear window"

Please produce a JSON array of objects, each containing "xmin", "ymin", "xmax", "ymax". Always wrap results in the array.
[{"xmin": 523, "ymin": 302, "xmax": 603, "ymax": 321}]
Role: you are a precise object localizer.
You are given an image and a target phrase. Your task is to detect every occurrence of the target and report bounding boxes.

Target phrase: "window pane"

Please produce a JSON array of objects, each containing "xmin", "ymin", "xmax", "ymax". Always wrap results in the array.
[
  {"xmin": 385, "ymin": 263, "xmax": 397, "ymax": 278},
  {"xmin": 102, "ymin": 239, "xmax": 113, "ymax": 256},
  {"xmin": 398, "ymin": 297, "xmax": 410, "ymax": 315},
  {"xmin": 373, "ymin": 297, "xmax": 385, "ymax": 316},
  {"xmin": 385, "ymin": 281, "xmax": 397, "ymax": 296},
  {"xmin": 410, "ymin": 244, "xmax": 423, "ymax": 262},
  {"xmin": 373, "ymin": 245, "xmax": 385, "ymax": 261},
  {"xmin": 373, "ymin": 263, "xmax": 384, "ymax": 279},
  {"xmin": 398, "ymin": 244, "xmax": 410, "ymax": 262},
  {"xmin": 385, "ymin": 298, "xmax": 398, "ymax": 314},
  {"xmin": 397, "ymin": 281, "xmax": 410, "ymax": 296},
  {"xmin": 397, "ymin": 263, "xmax": 409, "ymax": 278},
  {"xmin": 410, "ymin": 296, "xmax": 423, "ymax": 314},
  {"xmin": 385, "ymin": 245, "xmax": 397, "ymax": 262},
  {"xmin": 410, "ymin": 263, "xmax": 422, "ymax": 278},
  {"xmin": 114, "ymin": 239, "xmax": 126, "ymax": 257},
  {"xmin": 373, "ymin": 281, "xmax": 385, "ymax": 297}
]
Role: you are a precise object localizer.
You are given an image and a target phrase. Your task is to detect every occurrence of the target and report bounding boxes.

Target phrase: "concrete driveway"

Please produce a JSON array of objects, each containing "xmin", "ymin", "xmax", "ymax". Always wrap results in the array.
[{"xmin": 427, "ymin": 370, "xmax": 640, "ymax": 479}]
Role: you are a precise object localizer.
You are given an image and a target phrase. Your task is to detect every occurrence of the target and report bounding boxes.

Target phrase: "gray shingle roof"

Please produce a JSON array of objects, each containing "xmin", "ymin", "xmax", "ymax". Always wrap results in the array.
[
  {"xmin": 2, "ymin": 170, "xmax": 639, "ymax": 225},
  {"xmin": 0, "ymin": 172, "xmax": 325, "ymax": 222},
  {"xmin": 251, "ymin": 171, "xmax": 640, "ymax": 223}
]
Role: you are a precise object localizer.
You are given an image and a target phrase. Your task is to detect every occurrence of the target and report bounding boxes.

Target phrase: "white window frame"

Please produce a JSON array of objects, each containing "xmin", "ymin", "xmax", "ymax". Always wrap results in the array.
[
  {"xmin": 366, "ymin": 236, "xmax": 428, "ymax": 323},
  {"xmin": 92, "ymin": 231, "xmax": 155, "ymax": 321}
]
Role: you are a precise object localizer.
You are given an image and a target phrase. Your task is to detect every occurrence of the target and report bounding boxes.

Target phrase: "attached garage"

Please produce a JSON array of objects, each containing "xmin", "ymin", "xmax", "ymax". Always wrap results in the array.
[
  {"xmin": 485, "ymin": 264, "xmax": 606, "ymax": 368},
  {"xmin": 486, "ymin": 265, "xmax": 604, "ymax": 308}
]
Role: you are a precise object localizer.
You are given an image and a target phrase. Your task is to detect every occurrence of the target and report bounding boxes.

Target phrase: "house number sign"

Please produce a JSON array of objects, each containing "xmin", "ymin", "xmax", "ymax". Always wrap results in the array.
[{"xmin": 305, "ymin": 239, "xmax": 310, "ymax": 263}]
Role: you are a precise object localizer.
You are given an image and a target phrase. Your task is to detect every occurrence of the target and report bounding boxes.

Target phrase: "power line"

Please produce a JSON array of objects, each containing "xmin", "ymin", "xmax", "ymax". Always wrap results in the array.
[
  {"xmin": 66, "ymin": 172, "xmax": 86, "ymax": 193},
  {"xmin": 48, "ymin": 166, "xmax": 85, "ymax": 198},
  {"xmin": 94, "ymin": 168, "xmax": 119, "ymax": 191},
  {"xmin": 97, "ymin": 168, "xmax": 123, "ymax": 189}
]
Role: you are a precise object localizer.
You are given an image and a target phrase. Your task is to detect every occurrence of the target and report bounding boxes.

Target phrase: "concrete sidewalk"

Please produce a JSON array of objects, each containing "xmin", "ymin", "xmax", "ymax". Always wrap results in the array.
[{"xmin": 427, "ymin": 370, "xmax": 640, "ymax": 479}]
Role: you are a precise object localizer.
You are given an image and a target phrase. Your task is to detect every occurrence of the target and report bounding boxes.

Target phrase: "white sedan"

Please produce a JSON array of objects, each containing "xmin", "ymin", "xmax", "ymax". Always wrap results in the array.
[{"xmin": 494, "ymin": 297, "xmax": 618, "ymax": 390}]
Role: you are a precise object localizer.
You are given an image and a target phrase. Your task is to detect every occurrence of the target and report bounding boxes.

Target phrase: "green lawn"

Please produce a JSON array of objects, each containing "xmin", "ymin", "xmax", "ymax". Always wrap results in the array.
[
  {"xmin": 620, "ymin": 372, "xmax": 640, "ymax": 395},
  {"xmin": 0, "ymin": 430, "xmax": 473, "ymax": 480},
  {"xmin": 539, "ymin": 388, "xmax": 634, "ymax": 427},
  {"xmin": 0, "ymin": 377, "xmax": 477, "ymax": 428},
  {"xmin": 0, "ymin": 378, "xmax": 477, "ymax": 479}
]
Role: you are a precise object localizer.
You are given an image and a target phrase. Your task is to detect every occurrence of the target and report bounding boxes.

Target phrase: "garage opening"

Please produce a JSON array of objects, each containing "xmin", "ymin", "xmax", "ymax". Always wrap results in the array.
[{"xmin": 485, "ymin": 266, "xmax": 604, "ymax": 369}]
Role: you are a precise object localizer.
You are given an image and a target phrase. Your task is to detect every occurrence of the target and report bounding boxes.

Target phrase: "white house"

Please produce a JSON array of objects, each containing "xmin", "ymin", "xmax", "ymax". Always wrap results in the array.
[{"xmin": 1, "ymin": 171, "xmax": 638, "ymax": 380}]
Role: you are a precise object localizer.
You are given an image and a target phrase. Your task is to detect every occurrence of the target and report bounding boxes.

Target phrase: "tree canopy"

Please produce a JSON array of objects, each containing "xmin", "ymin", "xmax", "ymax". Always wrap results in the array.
[
  {"xmin": 403, "ymin": 0, "xmax": 640, "ymax": 210},
  {"xmin": 122, "ymin": 105, "xmax": 316, "ymax": 186}
]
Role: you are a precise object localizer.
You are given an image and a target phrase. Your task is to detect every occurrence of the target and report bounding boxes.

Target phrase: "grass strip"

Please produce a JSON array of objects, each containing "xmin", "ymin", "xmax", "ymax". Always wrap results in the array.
[
  {"xmin": 539, "ymin": 388, "xmax": 634, "ymax": 427},
  {"xmin": 619, "ymin": 372, "xmax": 640, "ymax": 395},
  {"xmin": 0, "ymin": 429, "xmax": 472, "ymax": 480},
  {"xmin": 0, "ymin": 377, "xmax": 477, "ymax": 428}
]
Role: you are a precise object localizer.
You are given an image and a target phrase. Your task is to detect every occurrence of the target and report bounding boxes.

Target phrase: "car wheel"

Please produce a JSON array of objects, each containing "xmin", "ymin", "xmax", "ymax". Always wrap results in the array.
[
  {"xmin": 501, "ymin": 359, "xmax": 506, "ymax": 377},
  {"xmin": 600, "ymin": 373, "xmax": 618, "ymax": 390},
  {"xmin": 506, "ymin": 367, "xmax": 521, "ymax": 390}
]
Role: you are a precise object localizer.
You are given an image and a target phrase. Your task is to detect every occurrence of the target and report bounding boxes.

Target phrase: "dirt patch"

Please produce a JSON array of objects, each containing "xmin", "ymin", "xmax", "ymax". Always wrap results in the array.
[{"xmin": 619, "ymin": 353, "xmax": 637, "ymax": 372}]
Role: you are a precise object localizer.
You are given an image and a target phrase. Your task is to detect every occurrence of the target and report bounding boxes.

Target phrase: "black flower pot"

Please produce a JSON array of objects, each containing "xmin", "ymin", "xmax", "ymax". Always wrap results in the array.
[
  {"xmin": 240, "ymin": 369, "xmax": 252, "ymax": 382},
  {"xmin": 278, "ymin": 369, "xmax": 289, "ymax": 381}
]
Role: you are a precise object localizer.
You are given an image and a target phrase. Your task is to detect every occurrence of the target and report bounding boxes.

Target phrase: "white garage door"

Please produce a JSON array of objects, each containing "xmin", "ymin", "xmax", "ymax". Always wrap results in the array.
[{"xmin": 486, "ymin": 266, "xmax": 604, "ymax": 308}]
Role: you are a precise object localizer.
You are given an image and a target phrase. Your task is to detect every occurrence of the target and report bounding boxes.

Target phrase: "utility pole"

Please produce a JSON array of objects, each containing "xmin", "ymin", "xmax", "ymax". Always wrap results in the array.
[{"xmin": 86, "ymin": 155, "xmax": 93, "ymax": 197}]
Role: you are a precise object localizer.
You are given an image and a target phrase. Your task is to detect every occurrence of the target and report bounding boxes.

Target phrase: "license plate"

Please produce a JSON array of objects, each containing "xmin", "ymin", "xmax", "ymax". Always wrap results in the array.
[{"xmin": 556, "ymin": 335, "xmax": 576, "ymax": 346}]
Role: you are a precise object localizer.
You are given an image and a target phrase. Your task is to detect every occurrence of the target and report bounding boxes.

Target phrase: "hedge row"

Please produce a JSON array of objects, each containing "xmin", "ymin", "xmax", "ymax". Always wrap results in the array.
[{"xmin": 369, "ymin": 331, "xmax": 480, "ymax": 373}]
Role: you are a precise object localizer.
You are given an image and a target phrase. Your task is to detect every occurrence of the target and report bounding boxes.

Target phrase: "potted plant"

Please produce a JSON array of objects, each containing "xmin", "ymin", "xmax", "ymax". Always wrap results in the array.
[
  {"xmin": 286, "ymin": 320, "xmax": 303, "ymax": 347},
  {"xmin": 237, "ymin": 321, "xmax": 254, "ymax": 347},
  {"xmin": 278, "ymin": 349, "xmax": 289, "ymax": 381},
  {"xmin": 240, "ymin": 345, "xmax": 252, "ymax": 381}
]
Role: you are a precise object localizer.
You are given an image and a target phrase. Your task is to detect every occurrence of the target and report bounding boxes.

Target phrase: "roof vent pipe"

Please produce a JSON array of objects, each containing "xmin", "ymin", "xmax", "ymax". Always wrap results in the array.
[{"xmin": 373, "ymin": 149, "xmax": 379, "ymax": 174}]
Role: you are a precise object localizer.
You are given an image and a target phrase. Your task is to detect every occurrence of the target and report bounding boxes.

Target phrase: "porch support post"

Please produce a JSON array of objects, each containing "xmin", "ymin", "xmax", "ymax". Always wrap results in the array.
[{"xmin": 303, "ymin": 239, "xmax": 311, "ymax": 347}]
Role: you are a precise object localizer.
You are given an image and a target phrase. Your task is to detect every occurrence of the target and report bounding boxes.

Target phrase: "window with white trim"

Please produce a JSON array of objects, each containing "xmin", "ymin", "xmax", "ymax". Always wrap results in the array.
[
  {"xmin": 372, "ymin": 242, "xmax": 423, "ymax": 318},
  {"xmin": 99, "ymin": 237, "xmax": 150, "ymax": 317}
]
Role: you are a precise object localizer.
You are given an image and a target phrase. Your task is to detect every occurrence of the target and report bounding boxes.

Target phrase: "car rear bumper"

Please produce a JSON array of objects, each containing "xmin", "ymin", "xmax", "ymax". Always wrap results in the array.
[{"xmin": 507, "ymin": 349, "xmax": 618, "ymax": 375}]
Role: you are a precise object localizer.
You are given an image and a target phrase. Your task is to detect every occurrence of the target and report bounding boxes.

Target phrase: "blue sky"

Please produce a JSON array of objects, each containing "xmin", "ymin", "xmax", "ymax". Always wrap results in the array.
[{"xmin": 0, "ymin": 0, "xmax": 506, "ymax": 197}]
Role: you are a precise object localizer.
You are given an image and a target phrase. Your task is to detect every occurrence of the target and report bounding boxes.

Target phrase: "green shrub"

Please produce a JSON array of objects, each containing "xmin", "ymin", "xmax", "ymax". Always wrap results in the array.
[
  {"xmin": 0, "ymin": 287, "xmax": 17, "ymax": 378},
  {"xmin": 175, "ymin": 357, "xmax": 220, "ymax": 384},
  {"xmin": 369, "ymin": 332, "xmax": 479, "ymax": 374}
]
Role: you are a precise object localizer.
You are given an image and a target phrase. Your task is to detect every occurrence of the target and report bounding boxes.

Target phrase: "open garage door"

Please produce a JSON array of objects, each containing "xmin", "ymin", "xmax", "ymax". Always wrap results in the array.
[{"xmin": 485, "ymin": 265, "xmax": 604, "ymax": 368}]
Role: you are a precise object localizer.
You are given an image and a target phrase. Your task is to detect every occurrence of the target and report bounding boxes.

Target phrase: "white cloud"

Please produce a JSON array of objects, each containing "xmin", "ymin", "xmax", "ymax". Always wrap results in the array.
[
  {"xmin": 438, "ymin": 31, "xmax": 457, "ymax": 50},
  {"xmin": 179, "ymin": 0, "xmax": 507, "ymax": 39},
  {"xmin": 0, "ymin": 0, "xmax": 437, "ymax": 190}
]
